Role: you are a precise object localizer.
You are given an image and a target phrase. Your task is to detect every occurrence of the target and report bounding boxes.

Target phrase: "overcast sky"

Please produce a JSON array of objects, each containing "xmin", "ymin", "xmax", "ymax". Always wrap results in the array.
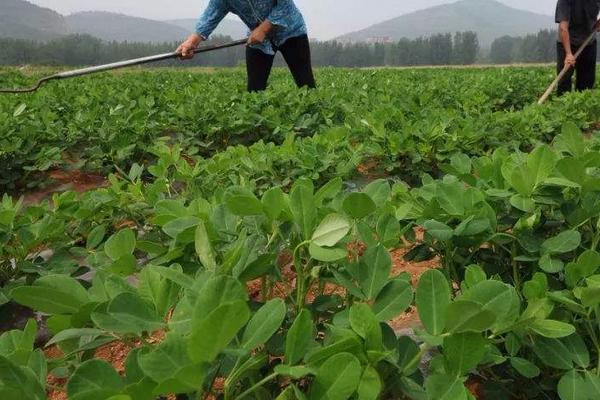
[{"xmin": 29, "ymin": 0, "xmax": 558, "ymax": 39}]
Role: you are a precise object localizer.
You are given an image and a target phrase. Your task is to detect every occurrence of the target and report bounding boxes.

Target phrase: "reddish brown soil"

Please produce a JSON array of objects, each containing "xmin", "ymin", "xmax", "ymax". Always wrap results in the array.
[
  {"xmin": 44, "ymin": 346, "xmax": 67, "ymax": 400},
  {"xmin": 357, "ymin": 157, "xmax": 388, "ymax": 180},
  {"xmin": 23, "ymin": 169, "xmax": 107, "ymax": 205}
]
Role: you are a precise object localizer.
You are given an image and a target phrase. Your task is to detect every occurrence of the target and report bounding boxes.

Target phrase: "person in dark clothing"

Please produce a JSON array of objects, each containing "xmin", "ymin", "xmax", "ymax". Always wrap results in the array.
[
  {"xmin": 176, "ymin": 0, "xmax": 316, "ymax": 92},
  {"xmin": 555, "ymin": 0, "xmax": 600, "ymax": 95}
]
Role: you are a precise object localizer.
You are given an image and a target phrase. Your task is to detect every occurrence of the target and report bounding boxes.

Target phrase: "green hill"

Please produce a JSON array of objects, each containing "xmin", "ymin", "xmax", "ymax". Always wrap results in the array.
[
  {"xmin": 65, "ymin": 12, "xmax": 190, "ymax": 43},
  {"xmin": 0, "ymin": 0, "xmax": 247, "ymax": 44},
  {"xmin": 337, "ymin": 0, "xmax": 554, "ymax": 47},
  {"xmin": 0, "ymin": 0, "xmax": 67, "ymax": 40}
]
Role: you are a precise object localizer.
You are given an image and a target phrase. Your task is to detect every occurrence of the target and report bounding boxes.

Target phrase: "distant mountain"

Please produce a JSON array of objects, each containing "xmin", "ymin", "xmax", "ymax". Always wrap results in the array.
[
  {"xmin": 65, "ymin": 12, "xmax": 190, "ymax": 43},
  {"xmin": 0, "ymin": 0, "xmax": 247, "ymax": 43},
  {"xmin": 166, "ymin": 18, "xmax": 248, "ymax": 40},
  {"xmin": 0, "ymin": 0, "xmax": 67, "ymax": 40},
  {"xmin": 337, "ymin": 0, "xmax": 554, "ymax": 47}
]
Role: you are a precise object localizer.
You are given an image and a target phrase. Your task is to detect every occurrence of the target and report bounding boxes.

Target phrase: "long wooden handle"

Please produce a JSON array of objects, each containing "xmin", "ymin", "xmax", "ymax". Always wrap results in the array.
[{"xmin": 538, "ymin": 31, "xmax": 597, "ymax": 105}]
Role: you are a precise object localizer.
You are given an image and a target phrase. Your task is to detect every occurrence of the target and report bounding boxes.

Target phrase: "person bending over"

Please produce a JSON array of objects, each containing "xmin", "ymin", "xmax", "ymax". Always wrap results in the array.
[
  {"xmin": 177, "ymin": 0, "xmax": 316, "ymax": 92},
  {"xmin": 555, "ymin": 0, "xmax": 600, "ymax": 95}
]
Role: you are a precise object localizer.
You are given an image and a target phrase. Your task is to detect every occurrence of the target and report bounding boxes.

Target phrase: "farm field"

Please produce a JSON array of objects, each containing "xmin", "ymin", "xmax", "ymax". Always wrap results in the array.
[{"xmin": 2, "ymin": 66, "xmax": 600, "ymax": 399}]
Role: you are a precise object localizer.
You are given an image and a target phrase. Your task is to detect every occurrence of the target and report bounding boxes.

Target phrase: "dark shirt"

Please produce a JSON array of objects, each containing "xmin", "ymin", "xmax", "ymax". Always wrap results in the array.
[{"xmin": 556, "ymin": 0, "xmax": 600, "ymax": 46}]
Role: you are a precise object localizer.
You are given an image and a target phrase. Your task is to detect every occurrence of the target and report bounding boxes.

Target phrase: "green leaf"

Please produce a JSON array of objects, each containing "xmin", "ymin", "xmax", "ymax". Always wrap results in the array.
[
  {"xmin": 0, "ymin": 356, "xmax": 46, "ymax": 400},
  {"xmin": 10, "ymin": 275, "xmax": 89, "ymax": 314},
  {"xmin": 309, "ymin": 353, "xmax": 362, "ymax": 400},
  {"xmin": 262, "ymin": 187, "xmax": 286, "ymax": 220},
  {"xmin": 225, "ymin": 188, "xmax": 263, "ymax": 216},
  {"xmin": 195, "ymin": 221, "xmax": 217, "ymax": 271},
  {"xmin": 527, "ymin": 145, "xmax": 558, "ymax": 186},
  {"xmin": 464, "ymin": 265, "xmax": 486, "ymax": 288},
  {"xmin": 357, "ymin": 366, "xmax": 381, "ymax": 400},
  {"xmin": 533, "ymin": 337, "xmax": 573, "ymax": 370},
  {"xmin": 290, "ymin": 183, "xmax": 317, "ymax": 240},
  {"xmin": 305, "ymin": 336, "xmax": 362, "ymax": 368},
  {"xmin": 193, "ymin": 275, "xmax": 247, "ymax": 321},
  {"xmin": 443, "ymin": 332, "xmax": 486, "ymax": 376},
  {"xmin": 91, "ymin": 292, "xmax": 163, "ymax": 335},
  {"xmin": 510, "ymin": 357, "xmax": 540, "ymax": 378},
  {"xmin": 187, "ymin": 300, "xmax": 250, "ymax": 363},
  {"xmin": 312, "ymin": 214, "xmax": 351, "ymax": 247},
  {"xmin": 86, "ymin": 225, "xmax": 107, "ymax": 250},
  {"xmin": 359, "ymin": 244, "xmax": 392, "ymax": 300},
  {"xmin": 585, "ymin": 371, "xmax": 600, "ymax": 397},
  {"xmin": 45, "ymin": 328, "xmax": 106, "ymax": 347},
  {"xmin": 424, "ymin": 373, "xmax": 468, "ymax": 400},
  {"xmin": 423, "ymin": 220, "xmax": 454, "ymax": 241},
  {"xmin": 349, "ymin": 303, "xmax": 382, "ymax": 350},
  {"xmin": 274, "ymin": 365, "xmax": 314, "ymax": 379},
  {"xmin": 376, "ymin": 213, "xmax": 401, "ymax": 248},
  {"xmin": 461, "ymin": 280, "xmax": 520, "ymax": 330},
  {"xmin": 139, "ymin": 333, "xmax": 205, "ymax": 392},
  {"xmin": 138, "ymin": 267, "xmax": 179, "ymax": 317},
  {"xmin": 445, "ymin": 300, "xmax": 496, "ymax": 333},
  {"xmin": 397, "ymin": 336, "xmax": 420, "ymax": 374},
  {"xmin": 563, "ymin": 334, "xmax": 590, "ymax": 368},
  {"xmin": 237, "ymin": 253, "xmax": 278, "ymax": 282},
  {"xmin": 343, "ymin": 192, "xmax": 376, "ymax": 219},
  {"xmin": 510, "ymin": 195, "xmax": 535, "ymax": 213},
  {"xmin": 67, "ymin": 359, "xmax": 124, "ymax": 400},
  {"xmin": 530, "ymin": 320, "xmax": 576, "ymax": 339},
  {"xmin": 285, "ymin": 309, "xmax": 313, "ymax": 365},
  {"xmin": 13, "ymin": 103, "xmax": 26, "ymax": 118},
  {"xmin": 162, "ymin": 217, "xmax": 200, "ymax": 241},
  {"xmin": 104, "ymin": 229, "xmax": 136, "ymax": 261},
  {"xmin": 241, "ymin": 299, "xmax": 286, "ymax": 351},
  {"xmin": 558, "ymin": 370, "xmax": 587, "ymax": 400},
  {"xmin": 539, "ymin": 255, "xmax": 565, "ymax": 274},
  {"xmin": 542, "ymin": 231, "xmax": 581, "ymax": 255},
  {"xmin": 372, "ymin": 279, "xmax": 413, "ymax": 321},
  {"xmin": 308, "ymin": 243, "xmax": 348, "ymax": 262},
  {"xmin": 315, "ymin": 177, "xmax": 343, "ymax": 205},
  {"xmin": 364, "ymin": 179, "xmax": 391, "ymax": 207},
  {"xmin": 416, "ymin": 269, "xmax": 451, "ymax": 335},
  {"xmin": 555, "ymin": 122, "xmax": 585, "ymax": 157}
]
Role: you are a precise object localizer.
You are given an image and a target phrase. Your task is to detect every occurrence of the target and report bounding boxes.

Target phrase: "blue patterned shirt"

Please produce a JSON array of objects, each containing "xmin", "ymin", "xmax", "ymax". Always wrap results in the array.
[{"xmin": 195, "ymin": 0, "xmax": 307, "ymax": 55}]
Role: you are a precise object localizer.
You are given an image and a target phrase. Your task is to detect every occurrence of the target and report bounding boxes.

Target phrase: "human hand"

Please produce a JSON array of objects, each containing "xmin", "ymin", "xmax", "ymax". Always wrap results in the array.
[
  {"xmin": 565, "ymin": 53, "xmax": 576, "ymax": 67},
  {"xmin": 177, "ymin": 34, "xmax": 203, "ymax": 59}
]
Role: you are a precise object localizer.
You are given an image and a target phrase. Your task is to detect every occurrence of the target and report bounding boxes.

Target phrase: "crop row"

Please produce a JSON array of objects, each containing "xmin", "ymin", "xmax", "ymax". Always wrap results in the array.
[
  {"xmin": 3, "ymin": 67, "xmax": 600, "ymax": 193},
  {"xmin": 2, "ymin": 121, "xmax": 600, "ymax": 398}
]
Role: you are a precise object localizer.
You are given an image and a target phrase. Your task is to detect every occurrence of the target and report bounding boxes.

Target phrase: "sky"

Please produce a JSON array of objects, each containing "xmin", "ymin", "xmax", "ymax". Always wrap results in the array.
[{"xmin": 28, "ymin": 0, "xmax": 558, "ymax": 39}]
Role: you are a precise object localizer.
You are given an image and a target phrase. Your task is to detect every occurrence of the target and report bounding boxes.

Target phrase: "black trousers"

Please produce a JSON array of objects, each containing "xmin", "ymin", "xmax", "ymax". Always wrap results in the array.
[
  {"xmin": 557, "ymin": 41, "xmax": 597, "ymax": 96},
  {"xmin": 246, "ymin": 34, "xmax": 316, "ymax": 92}
]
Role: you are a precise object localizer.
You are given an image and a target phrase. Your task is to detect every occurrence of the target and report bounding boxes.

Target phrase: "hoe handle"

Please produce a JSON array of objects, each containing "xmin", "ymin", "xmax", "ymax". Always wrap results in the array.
[
  {"xmin": 56, "ymin": 39, "xmax": 248, "ymax": 79},
  {"xmin": 538, "ymin": 31, "xmax": 597, "ymax": 105}
]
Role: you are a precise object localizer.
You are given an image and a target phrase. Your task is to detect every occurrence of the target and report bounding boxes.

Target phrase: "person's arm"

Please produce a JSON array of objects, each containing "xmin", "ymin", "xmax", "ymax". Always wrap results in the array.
[
  {"xmin": 556, "ymin": 0, "xmax": 575, "ymax": 66},
  {"xmin": 247, "ymin": 0, "xmax": 294, "ymax": 45},
  {"xmin": 177, "ymin": 0, "xmax": 228, "ymax": 59},
  {"xmin": 559, "ymin": 21, "xmax": 575, "ymax": 66}
]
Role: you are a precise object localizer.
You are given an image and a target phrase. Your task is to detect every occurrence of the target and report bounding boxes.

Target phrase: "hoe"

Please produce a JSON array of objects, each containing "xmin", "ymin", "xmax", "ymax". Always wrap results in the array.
[
  {"xmin": 538, "ymin": 31, "xmax": 597, "ymax": 105},
  {"xmin": 0, "ymin": 39, "xmax": 247, "ymax": 94}
]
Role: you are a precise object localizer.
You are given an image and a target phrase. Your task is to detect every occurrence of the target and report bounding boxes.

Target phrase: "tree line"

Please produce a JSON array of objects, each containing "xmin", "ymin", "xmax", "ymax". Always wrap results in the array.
[
  {"xmin": 489, "ymin": 30, "xmax": 558, "ymax": 64},
  {"xmin": 0, "ymin": 31, "xmax": 479, "ymax": 68}
]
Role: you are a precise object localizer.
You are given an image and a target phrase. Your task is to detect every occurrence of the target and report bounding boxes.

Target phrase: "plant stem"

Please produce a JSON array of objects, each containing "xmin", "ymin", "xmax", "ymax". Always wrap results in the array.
[
  {"xmin": 235, "ymin": 373, "xmax": 278, "ymax": 400},
  {"xmin": 512, "ymin": 242, "xmax": 520, "ymax": 291}
]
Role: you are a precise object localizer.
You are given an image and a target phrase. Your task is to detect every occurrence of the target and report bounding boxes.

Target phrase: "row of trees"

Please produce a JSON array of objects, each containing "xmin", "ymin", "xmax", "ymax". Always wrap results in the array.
[
  {"xmin": 0, "ymin": 32, "xmax": 480, "ymax": 68},
  {"xmin": 489, "ymin": 29, "xmax": 600, "ymax": 64},
  {"xmin": 489, "ymin": 30, "xmax": 558, "ymax": 64}
]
